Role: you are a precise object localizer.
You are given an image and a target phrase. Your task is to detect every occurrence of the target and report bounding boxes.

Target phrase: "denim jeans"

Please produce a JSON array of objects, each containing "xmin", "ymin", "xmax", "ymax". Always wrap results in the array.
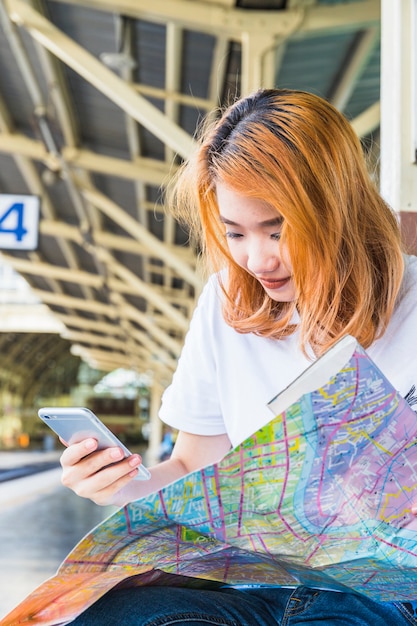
[{"xmin": 70, "ymin": 585, "xmax": 417, "ymax": 625}]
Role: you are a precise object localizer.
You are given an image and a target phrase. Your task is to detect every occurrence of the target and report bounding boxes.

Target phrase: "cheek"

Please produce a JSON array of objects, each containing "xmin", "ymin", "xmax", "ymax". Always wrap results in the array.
[{"xmin": 227, "ymin": 243, "xmax": 247, "ymax": 268}]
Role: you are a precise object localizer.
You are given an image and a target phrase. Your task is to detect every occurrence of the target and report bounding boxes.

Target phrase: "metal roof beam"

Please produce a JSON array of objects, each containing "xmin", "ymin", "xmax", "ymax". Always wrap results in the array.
[
  {"xmin": 0, "ymin": 1, "xmax": 108, "ymax": 307},
  {"xmin": 38, "ymin": 219, "xmax": 195, "ymax": 263},
  {"xmin": 97, "ymin": 248, "xmax": 190, "ymax": 332},
  {"xmin": 126, "ymin": 329, "xmax": 177, "ymax": 372},
  {"xmin": 30, "ymin": 289, "xmax": 187, "ymax": 360},
  {"xmin": 80, "ymin": 185, "xmax": 201, "ymax": 290},
  {"xmin": 120, "ymin": 301, "xmax": 182, "ymax": 357},
  {"xmin": 62, "ymin": 330, "xmax": 176, "ymax": 370},
  {"xmin": 57, "ymin": 309, "xmax": 182, "ymax": 358},
  {"xmin": 70, "ymin": 339, "xmax": 175, "ymax": 374},
  {"xmin": 1, "ymin": 254, "xmax": 194, "ymax": 316},
  {"xmin": 330, "ymin": 27, "xmax": 379, "ymax": 112},
  {"xmin": 165, "ymin": 22, "xmax": 183, "ymax": 164},
  {"xmin": 0, "ymin": 91, "xmax": 14, "ymax": 132},
  {"xmin": 8, "ymin": 0, "xmax": 195, "ymax": 159},
  {"xmin": 41, "ymin": 0, "xmax": 380, "ymax": 39},
  {"xmin": 134, "ymin": 82, "xmax": 216, "ymax": 111},
  {"xmin": 0, "ymin": 255, "xmax": 102, "ymax": 287},
  {"xmin": 54, "ymin": 314, "xmax": 126, "ymax": 336},
  {"xmin": 66, "ymin": 149, "xmax": 175, "ymax": 184},
  {"xmin": 31, "ymin": 289, "xmax": 119, "ymax": 316},
  {"xmin": 61, "ymin": 328, "xmax": 142, "ymax": 352},
  {"xmin": 351, "ymin": 101, "xmax": 380, "ymax": 138},
  {"xmin": 0, "ymin": 133, "xmax": 177, "ymax": 184},
  {"xmin": 30, "ymin": 0, "xmax": 80, "ymax": 148},
  {"xmin": 69, "ymin": 343, "xmax": 143, "ymax": 372}
]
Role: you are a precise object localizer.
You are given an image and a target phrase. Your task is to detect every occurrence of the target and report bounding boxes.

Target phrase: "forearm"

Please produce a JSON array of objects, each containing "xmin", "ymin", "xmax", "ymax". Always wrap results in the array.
[
  {"xmin": 60, "ymin": 431, "xmax": 231, "ymax": 507},
  {"xmin": 110, "ymin": 456, "xmax": 189, "ymax": 507}
]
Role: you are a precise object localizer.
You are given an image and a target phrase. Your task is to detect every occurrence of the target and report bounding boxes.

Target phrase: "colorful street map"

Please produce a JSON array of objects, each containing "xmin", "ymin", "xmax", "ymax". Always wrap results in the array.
[{"xmin": 3, "ymin": 336, "xmax": 417, "ymax": 625}]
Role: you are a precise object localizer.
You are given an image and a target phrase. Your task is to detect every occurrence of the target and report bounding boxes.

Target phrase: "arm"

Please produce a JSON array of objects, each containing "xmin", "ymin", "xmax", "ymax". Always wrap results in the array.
[
  {"xmin": 60, "ymin": 280, "xmax": 229, "ymax": 506},
  {"xmin": 60, "ymin": 430, "xmax": 231, "ymax": 507}
]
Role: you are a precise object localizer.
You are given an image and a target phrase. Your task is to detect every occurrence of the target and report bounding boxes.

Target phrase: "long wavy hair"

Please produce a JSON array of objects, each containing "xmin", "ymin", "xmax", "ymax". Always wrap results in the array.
[{"xmin": 169, "ymin": 89, "xmax": 404, "ymax": 356}]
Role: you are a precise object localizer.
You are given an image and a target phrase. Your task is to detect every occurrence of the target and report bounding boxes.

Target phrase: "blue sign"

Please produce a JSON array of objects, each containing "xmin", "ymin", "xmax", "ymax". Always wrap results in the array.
[{"xmin": 0, "ymin": 194, "xmax": 40, "ymax": 250}]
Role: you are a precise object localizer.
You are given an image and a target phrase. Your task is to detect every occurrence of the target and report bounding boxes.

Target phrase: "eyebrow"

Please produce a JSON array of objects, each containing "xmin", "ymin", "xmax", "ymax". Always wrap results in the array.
[{"xmin": 219, "ymin": 216, "xmax": 283, "ymax": 227}]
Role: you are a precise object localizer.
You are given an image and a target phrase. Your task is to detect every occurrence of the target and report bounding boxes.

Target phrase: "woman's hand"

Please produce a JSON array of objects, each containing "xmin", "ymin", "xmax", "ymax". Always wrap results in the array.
[
  {"xmin": 60, "ymin": 438, "xmax": 145, "ymax": 506},
  {"xmin": 59, "ymin": 431, "xmax": 232, "ymax": 507}
]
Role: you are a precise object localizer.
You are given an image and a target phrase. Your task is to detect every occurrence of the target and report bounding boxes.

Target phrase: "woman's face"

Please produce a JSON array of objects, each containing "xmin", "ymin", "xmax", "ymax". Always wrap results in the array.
[{"xmin": 216, "ymin": 181, "xmax": 296, "ymax": 303}]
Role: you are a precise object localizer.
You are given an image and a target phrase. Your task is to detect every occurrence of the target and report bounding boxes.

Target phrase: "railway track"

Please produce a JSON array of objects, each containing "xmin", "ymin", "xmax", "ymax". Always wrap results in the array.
[{"xmin": 0, "ymin": 460, "xmax": 60, "ymax": 483}]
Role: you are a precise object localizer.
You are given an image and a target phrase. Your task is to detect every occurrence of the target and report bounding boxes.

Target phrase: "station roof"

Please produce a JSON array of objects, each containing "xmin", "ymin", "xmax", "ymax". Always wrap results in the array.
[{"xmin": 0, "ymin": 0, "xmax": 381, "ymax": 391}]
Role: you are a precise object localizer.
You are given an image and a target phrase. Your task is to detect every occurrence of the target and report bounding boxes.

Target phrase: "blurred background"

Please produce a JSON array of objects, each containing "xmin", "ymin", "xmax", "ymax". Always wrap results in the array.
[{"xmin": 0, "ymin": 0, "xmax": 416, "ymax": 618}]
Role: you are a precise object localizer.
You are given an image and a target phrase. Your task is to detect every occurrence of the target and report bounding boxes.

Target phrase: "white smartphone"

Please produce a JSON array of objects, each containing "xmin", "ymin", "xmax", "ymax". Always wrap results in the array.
[{"xmin": 38, "ymin": 406, "xmax": 151, "ymax": 480}]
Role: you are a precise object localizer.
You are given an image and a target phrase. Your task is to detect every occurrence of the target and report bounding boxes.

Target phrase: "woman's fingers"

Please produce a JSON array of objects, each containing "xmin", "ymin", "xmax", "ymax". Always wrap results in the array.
[
  {"xmin": 60, "ymin": 438, "xmax": 98, "ymax": 466},
  {"xmin": 60, "ymin": 440, "xmax": 143, "ymax": 505}
]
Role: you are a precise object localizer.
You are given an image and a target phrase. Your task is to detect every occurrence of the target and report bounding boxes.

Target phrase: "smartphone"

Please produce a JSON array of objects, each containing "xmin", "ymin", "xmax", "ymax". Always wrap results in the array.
[{"xmin": 38, "ymin": 406, "xmax": 151, "ymax": 480}]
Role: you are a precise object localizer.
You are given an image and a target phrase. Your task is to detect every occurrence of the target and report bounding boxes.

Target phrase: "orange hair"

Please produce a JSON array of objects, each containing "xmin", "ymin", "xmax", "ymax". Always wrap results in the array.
[{"xmin": 169, "ymin": 89, "xmax": 404, "ymax": 356}]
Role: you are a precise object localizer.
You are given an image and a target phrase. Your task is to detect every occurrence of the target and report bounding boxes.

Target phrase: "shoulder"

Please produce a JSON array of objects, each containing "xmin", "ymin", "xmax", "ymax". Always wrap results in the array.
[
  {"xmin": 403, "ymin": 254, "xmax": 417, "ymax": 280},
  {"xmin": 176, "ymin": 272, "xmax": 228, "ymax": 355},
  {"xmin": 191, "ymin": 272, "xmax": 225, "ymax": 324},
  {"xmin": 371, "ymin": 254, "xmax": 417, "ymax": 395},
  {"xmin": 396, "ymin": 255, "xmax": 417, "ymax": 308}
]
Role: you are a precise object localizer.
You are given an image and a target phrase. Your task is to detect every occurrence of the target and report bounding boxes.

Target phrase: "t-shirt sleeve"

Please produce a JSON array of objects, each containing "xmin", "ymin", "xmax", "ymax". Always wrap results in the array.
[{"xmin": 158, "ymin": 276, "xmax": 226, "ymax": 436}]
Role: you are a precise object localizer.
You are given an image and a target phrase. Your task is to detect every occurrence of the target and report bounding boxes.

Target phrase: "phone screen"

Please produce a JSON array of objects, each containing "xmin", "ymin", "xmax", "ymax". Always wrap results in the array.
[{"xmin": 38, "ymin": 406, "xmax": 151, "ymax": 480}]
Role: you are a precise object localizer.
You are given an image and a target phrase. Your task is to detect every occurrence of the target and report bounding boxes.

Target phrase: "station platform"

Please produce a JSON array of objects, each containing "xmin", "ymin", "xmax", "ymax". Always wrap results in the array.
[{"xmin": 0, "ymin": 450, "xmax": 117, "ymax": 620}]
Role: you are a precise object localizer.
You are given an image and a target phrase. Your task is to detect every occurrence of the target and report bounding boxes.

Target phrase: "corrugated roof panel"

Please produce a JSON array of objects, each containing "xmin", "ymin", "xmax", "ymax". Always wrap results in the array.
[
  {"xmin": 46, "ymin": 1, "xmax": 117, "ymax": 59},
  {"xmin": 147, "ymin": 210, "xmax": 164, "ymax": 241},
  {"xmin": 179, "ymin": 104, "xmax": 206, "ymax": 138},
  {"xmin": 178, "ymin": 30, "xmax": 217, "ymax": 135},
  {"xmin": 114, "ymin": 251, "xmax": 145, "ymax": 282},
  {"xmin": 46, "ymin": 1, "xmax": 131, "ymax": 156},
  {"xmin": 34, "ymin": 166, "xmax": 79, "ymax": 225},
  {"xmin": 276, "ymin": 32, "xmax": 357, "ymax": 99},
  {"xmin": 91, "ymin": 174, "xmax": 138, "ymax": 228},
  {"xmin": 63, "ymin": 71, "xmax": 131, "ymax": 155},
  {"xmin": 0, "ymin": 156, "xmax": 31, "ymax": 194},
  {"xmin": 174, "ymin": 220, "xmax": 191, "ymax": 248},
  {"xmin": 0, "ymin": 13, "xmax": 66, "ymax": 147},
  {"xmin": 37, "ymin": 233, "xmax": 74, "ymax": 269},
  {"xmin": 138, "ymin": 97, "xmax": 167, "ymax": 160},
  {"xmin": 344, "ymin": 37, "xmax": 380, "ymax": 120},
  {"xmin": 70, "ymin": 243, "xmax": 103, "ymax": 278},
  {"xmin": 222, "ymin": 42, "xmax": 242, "ymax": 105},
  {"xmin": 0, "ymin": 26, "xmax": 37, "ymax": 133},
  {"xmin": 181, "ymin": 30, "xmax": 216, "ymax": 100},
  {"xmin": 55, "ymin": 279, "xmax": 88, "ymax": 300},
  {"xmin": 133, "ymin": 20, "xmax": 166, "ymax": 89},
  {"xmin": 122, "ymin": 292, "xmax": 148, "ymax": 314}
]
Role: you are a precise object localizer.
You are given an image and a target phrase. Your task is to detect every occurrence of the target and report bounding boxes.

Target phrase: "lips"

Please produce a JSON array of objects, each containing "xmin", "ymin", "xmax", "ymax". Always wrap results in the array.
[{"xmin": 258, "ymin": 277, "xmax": 290, "ymax": 290}]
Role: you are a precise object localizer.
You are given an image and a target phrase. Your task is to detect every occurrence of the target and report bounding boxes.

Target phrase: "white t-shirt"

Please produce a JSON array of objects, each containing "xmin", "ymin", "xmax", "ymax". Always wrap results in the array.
[{"xmin": 159, "ymin": 255, "xmax": 417, "ymax": 448}]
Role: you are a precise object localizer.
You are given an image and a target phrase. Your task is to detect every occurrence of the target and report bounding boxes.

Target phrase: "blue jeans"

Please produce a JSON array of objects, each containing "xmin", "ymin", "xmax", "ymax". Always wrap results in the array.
[{"xmin": 70, "ymin": 585, "xmax": 417, "ymax": 625}]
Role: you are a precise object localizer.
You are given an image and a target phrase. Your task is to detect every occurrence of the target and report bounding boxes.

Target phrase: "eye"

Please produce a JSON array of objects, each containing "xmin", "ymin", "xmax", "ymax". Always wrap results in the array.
[
  {"xmin": 271, "ymin": 232, "xmax": 281, "ymax": 241},
  {"xmin": 225, "ymin": 231, "xmax": 243, "ymax": 239}
]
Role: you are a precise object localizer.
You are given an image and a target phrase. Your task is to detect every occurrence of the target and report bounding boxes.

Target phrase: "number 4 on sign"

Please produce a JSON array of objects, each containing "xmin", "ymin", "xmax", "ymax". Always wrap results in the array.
[
  {"xmin": 0, "ymin": 202, "xmax": 28, "ymax": 241},
  {"xmin": 0, "ymin": 194, "xmax": 40, "ymax": 250}
]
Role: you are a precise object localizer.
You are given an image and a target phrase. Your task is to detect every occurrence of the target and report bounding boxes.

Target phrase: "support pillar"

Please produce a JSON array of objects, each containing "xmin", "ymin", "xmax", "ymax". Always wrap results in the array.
[
  {"xmin": 379, "ymin": 0, "xmax": 417, "ymax": 251},
  {"xmin": 146, "ymin": 380, "xmax": 164, "ymax": 466}
]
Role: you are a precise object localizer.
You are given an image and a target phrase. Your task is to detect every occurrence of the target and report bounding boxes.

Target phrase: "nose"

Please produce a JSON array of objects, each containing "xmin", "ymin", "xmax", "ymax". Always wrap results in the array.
[{"xmin": 246, "ymin": 238, "xmax": 280, "ymax": 275}]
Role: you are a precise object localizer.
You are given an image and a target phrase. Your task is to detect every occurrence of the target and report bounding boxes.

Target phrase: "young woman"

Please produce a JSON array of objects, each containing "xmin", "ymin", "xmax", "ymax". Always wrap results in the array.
[{"xmin": 62, "ymin": 89, "xmax": 417, "ymax": 625}]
